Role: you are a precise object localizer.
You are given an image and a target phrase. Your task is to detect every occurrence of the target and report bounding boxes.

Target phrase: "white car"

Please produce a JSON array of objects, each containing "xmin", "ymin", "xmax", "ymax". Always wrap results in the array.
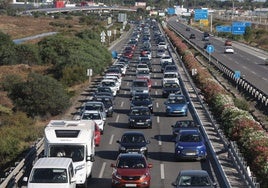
[
  {"xmin": 157, "ymin": 41, "xmax": 168, "ymax": 49},
  {"xmin": 224, "ymin": 46, "xmax": 234, "ymax": 54},
  {"xmin": 160, "ymin": 56, "xmax": 173, "ymax": 66},
  {"xmin": 103, "ymin": 75, "xmax": 121, "ymax": 89},
  {"xmin": 162, "ymin": 72, "xmax": 179, "ymax": 85},
  {"xmin": 99, "ymin": 79, "xmax": 119, "ymax": 96},
  {"xmin": 81, "ymin": 110, "xmax": 105, "ymax": 134},
  {"xmin": 136, "ymin": 64, "xmax": 150, "ymax": 73}
]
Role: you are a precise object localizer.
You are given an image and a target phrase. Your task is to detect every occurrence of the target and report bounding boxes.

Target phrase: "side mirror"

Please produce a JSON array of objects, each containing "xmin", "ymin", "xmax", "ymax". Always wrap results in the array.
[
  {"xmin": 147, "ymin": 164, "xmax": 153, "ymax": 168},
  {"xmin": 172, "ymin": 182, "xmax": 178, "ymax": 186},
  {"xmin": 171, "ymin": 125, "xmax": 174, "ymax": 128},
  {"xmin": 111, "ymin": 163, "xmax": 116, "ymax": 168},
  {"xmin": 23, "ymin": 177, "xmax": 28, "ymax": 182},
  {"xmin": 116, "ymin": 140, "xmax": 120, "ymax": 144},
  {"xmin": 87, "ymin": 154, "xmax": 95, "ymax": 162},
  {"xmin": 147, "ymin": 140, "xmax": 151, "ymax": 144}
]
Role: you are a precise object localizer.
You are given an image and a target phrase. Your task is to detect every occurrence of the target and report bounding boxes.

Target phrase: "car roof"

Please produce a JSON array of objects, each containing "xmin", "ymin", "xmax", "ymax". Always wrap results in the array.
[
  {"xmin": 179, "ymin": 128, "xmax": 200, "ymax": 134},
  {"xmin": 122, "ymin": 131, "xmax": 145, "ymax": 135}
]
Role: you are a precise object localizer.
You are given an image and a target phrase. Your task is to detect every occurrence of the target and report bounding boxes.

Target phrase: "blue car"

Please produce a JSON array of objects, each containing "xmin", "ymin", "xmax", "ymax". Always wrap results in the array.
[
  {"xmin": 164, "ymin": 94, "xmax": 188, "ymax": 116},
  {"xmin": 174, "ymin": 129, "xmax": 207, "ymax": 161}
]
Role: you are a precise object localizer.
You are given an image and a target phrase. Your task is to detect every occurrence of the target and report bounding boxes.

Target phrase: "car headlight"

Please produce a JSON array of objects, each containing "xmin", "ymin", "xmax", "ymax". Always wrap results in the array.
[
  {"xmin": 148, "ymin": 104, "xmax": 152, "ymax": 107},
  {"xmin": 182, "ymin": 105, "xmax": 187, "ymax": 110},
  {"xmin": 140, "ymin": 147, "xmax": 147, "ymax": 152},
  {"xmin": 146, "ymin": 119, "xmax": 151, "ymax": 122},
  {"xmin": 109, "ymin": 106, "xmax": 113, "ymax": 110},
  {"xmin": 129, "ymin": 119, "xmax": 135, "ymax": 122},
  {"xmin": 120, "ymin": 146, "xmax": 126, "ymax": 151},
  {"xmin": 114, "ymin": 171, "xmax": 122, "ymax": 179},
  {"xmin": 176, "ymin": 145, "xmax": 183, "ymax": 149},
  {"xmin": 140, "ymin": 173, "xmax": 149, "ymax": 179},
  {"xmin": 166, "ymin": 106, "xmax": 171, "ymax": 110}
]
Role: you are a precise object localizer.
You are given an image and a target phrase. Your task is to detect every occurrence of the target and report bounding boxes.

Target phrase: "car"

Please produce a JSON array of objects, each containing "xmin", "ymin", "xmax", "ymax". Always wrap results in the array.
[
  {"xmin": 80, "ymin": 110, "xmax": 105, "ymax": 134},
  {"xmin": 189, "ymin": 33, "xmax": 196, "ymax": 39},
  {"xmin": 139, "ymin": 51, "xmax": 152, "ymax": 60},
  {"xmin": 172, "ymin": 170, "xmax": 216, "ymax": 188},
  {"xmin": 164, "ymin": 94, "xmax": 188, "ymax": 116},
  {"xmin": 116, "ymin": 131, "xmax": 150, "ymax": 157},
  {"xmin": 112, "ymin": 63, "xmax": 127, "ymax": 76},
  {"xmin": 136, "ymin": 64, "xmax": 150, "ymax": 73},
  {"xmin": 99, "ymin": 79, "xmax": 119, "ymax": 96},
  {"xmin": 93, "ymin": 91, "xmax": 114, "ymax": 101},
  {"xmin": 162, "ymin": 72, "xmax": 179, "ymax": 85},
  {"xmin": 186, "ymin": 27, "xmax": 190, "ymax": 31},
  {"xmin": 128, "ymin": 106, "xmax": 152, "ymax": 128},
  {"xmin": 203, "ymin": 42, "xmax": 212, "ymax": 50},
  {"xmin": 92, "ymin": 96, "xmax": 114, "ymax": 117},
  {"xmin": 157, "ymin": 41, "xmax": 168, "ymax": 49},
  {"xmin": 225, "ymin": 39, "xmax": 232, "ymax": 46},
  {"xmin": 79, "ymin": 101, "xmax": 107, "ymax": 120},
  {"xmin": 171, "ymin": 120, "xmax": 199, "ymax": 138},
  {"xmin": 95, "ymin": 86, "xmax": 113, "ymax": 95},
  {"xmin": 130, "ymin": 79, "xmax": 149, "ymax": 96},
  {"xmin": 163, "ymin": 64, "xmax": 179, "ymax": 74},
  {"xmin": 174, "ymin": 129, "xmax": 207, "ymax": 161},
  {"xmin": 202, "ymin": 32, "xmax": 210, "ymax": 41},
  {"xmin": 111, "ymin": 153, "xmax": 152, "ymax": 188},
  {"xmin": 139, "ymin": 57, "xmax": 152, "ymax": 70},
  {"xmin": 156, "ymin": 48, "xmax": 167, "ymax": 58},
  {"xmin": 224, "ymin": 46, "xmax": 234, "ymax": 54},
  {"xmin": 136, "ymin": 69, "xmax": 151, "ymax": 80},
  {"xmin": 265, "ymin": 58, "xmax": 268, "ymax": 66},
  {"xmin": 160, "ymin": 55, "xmax": 173, "ymax": 65},
  {"xmin": 162, "ymin": 82, "xmax": 181, "ymax": 98},
  {"xmin": 130, "ymin": 93, "xmax": 153, "ymax": 112},
  {"xmin": 123, "ymin": 50, "xmax": 134, "ymax": 59},
  {"xmin": 103, "ymin": 75, "xmax": 121, "ymax": 88}
]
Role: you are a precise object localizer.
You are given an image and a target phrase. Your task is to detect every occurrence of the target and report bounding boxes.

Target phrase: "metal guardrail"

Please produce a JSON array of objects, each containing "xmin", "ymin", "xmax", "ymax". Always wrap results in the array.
[
  {"xmin": 167, "ymin": 22, "xmax": 260, "ymax": 188},
  {"xmin": 0, "ymin": 138, "xmax": 44, "ymax": 188}
]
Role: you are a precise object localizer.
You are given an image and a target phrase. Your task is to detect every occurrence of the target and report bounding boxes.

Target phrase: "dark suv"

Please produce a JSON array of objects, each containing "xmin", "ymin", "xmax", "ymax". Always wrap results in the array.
[
  {"xmin": 117, "ymin": 131, "xmax": 150, "ymax": 158},
  {"xmin": 128, "ymin": 106, "xmax": 152, "ymax": 128}
]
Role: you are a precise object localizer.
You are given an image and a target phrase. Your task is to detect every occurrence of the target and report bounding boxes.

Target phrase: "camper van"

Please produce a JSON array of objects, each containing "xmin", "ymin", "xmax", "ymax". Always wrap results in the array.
[
  {"xmin": 44, "ymin": 120, "xmax": 95, "ymax": 187},
  {"xmin": 25, "ymin": 157, "xmax": 76, "ymax": 188}
]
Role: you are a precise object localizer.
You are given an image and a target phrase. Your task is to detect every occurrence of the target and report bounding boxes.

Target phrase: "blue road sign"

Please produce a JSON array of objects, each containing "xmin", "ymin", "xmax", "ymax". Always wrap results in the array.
[
  {"xmin": 216, "ymin": 25, "xmax": 232, "ymax": 33},
  {"xmin": 234, "ymin": 71, "xmax": 241, "ymax": 79},
  {"xmin": 206, "ymin": 45, "xmax": 215, "ymax": 54},
  {"xmin": 232, "ymin": 21, "xmax": 251, "ymax": 35},
  {"xmin": 194, "ymin": 9, "xmax": 208, "ymax": 21},
  {"xmin": 167, "ymin": 8, "xmax": 175, "ymax": 15}
]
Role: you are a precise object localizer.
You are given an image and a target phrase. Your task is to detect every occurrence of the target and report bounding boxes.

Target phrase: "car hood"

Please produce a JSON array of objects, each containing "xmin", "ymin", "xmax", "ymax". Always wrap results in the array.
[
  {"xmin": 176, "ymin": 141, "xmax": 204, "ymax": 148},
  {"xmin": 116, "ymin": 168, "xmax": 148, "ymax": 176},
  {"xmin": 129, "ymin": 115, "xmax": 151, "ymax": 120},
  {"xmin": 28, "ymin": 184, "xmax": 71, "ymax": 188},
  {"xmin": 120, "ymin": 142, "xmax": 147, "ymax": 148},
  {"xmin": 131, "ymin": 100, "xmax": 152, "ymax": 106},
  {"xmin": 167, "ymin": 103, "xmax": 186, "ymax": 109}
]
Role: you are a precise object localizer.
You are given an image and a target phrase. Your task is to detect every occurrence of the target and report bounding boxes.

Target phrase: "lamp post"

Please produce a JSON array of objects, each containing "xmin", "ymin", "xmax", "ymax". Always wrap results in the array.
[{"xmin": 231, "ymin": 0, "xmax": 234, "ymax": 20}]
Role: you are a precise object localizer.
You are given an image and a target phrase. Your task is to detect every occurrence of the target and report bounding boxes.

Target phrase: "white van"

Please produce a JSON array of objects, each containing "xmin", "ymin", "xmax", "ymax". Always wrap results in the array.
[
  {"xmin": 25, "ymin": 157, "xmax": 76, "ymax": 188},
  {"xmin": 44, "ymin": 120, "xmax": 95, "ymax": 187}
]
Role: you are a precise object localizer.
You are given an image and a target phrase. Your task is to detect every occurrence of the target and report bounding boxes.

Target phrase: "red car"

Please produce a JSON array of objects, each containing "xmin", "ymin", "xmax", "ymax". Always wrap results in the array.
[
  {"xmin": 111, "ymin": 153, "xmax": 152, "ymax": 188},
  {"xmin": 136, "ymin": 77, "xmax": 152, "ymax": 90},
  {"xmin": 94, "ymin": 122, "xmax": 101, "ymax": 146}
]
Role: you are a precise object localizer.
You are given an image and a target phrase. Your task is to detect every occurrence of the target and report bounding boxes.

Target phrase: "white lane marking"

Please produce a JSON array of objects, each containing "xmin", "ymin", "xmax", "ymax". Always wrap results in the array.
[
  {"xmin": 109, "ymin": 134, "xmax": 114, "ymax": 145},
  {"xmin": 156, "ymin": 102, "xmax": 159, "ymax": 108},
  {"xmin": 160, "ymin": 163, "xmax": 165, "ymax": 179},
  {"xmin": 121, "ymin": 101, "xmax": 124, "ymax": 107},
  {"xmin": 158, "ymin": 136, "xmax": 162, "ymax": 146},
  {"xmin": 116, "ymin": 114, "xmax": 120, "ymax": 122},
  {"xmin": 155, "ymin": 91, "xmax": 158, "ymax": 95},
  {"xmin": 127, "ymin": 82, "xmax": 129, "ymax": 86},
  {"xmin": 155, "ymin": 81, "xmax": 157, "ymax": 86},
  {"xmin": 124, "ymin": 91, "xmax": 127, "ymax": 94},
  {"xmin": 157, "ymin": 116, "xmax": 160, "ymax": 123},
  {"xmin": 98, "ymin": 162, "xmax": 106, "ymax": 178}
]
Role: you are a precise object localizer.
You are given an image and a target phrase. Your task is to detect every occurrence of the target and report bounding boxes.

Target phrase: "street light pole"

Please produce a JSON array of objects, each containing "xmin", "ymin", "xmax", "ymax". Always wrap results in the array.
[{"xmin": 231, "ymin": 0, "xmax": 234, "ymax": 20}]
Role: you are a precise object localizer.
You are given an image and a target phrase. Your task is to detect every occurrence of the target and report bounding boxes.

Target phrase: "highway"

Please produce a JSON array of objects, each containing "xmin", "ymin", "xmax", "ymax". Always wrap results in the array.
[{"xmin": 167, "ymin": 17, "xmax": 268, "ymax": 95}]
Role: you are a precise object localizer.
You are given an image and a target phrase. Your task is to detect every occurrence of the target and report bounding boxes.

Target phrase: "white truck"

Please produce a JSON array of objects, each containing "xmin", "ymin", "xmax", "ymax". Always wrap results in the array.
[{"xmin": 44, "ymin": 120, "xmax": 95, "ymax": 187}]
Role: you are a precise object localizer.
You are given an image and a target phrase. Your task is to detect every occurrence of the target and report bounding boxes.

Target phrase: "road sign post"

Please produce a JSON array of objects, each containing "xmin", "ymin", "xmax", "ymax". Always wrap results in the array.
[
  {"xmin": 206, "ymin": 45, "xmax": 215, "ymax": 63},
  {"xmin": 100, "ymin": 31, "xmax": 106, "ymax": 44}
]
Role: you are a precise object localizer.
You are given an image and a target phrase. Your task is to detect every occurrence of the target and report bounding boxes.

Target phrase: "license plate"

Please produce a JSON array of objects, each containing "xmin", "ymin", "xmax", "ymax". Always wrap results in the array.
[
  {"xmin": 125, "ymin": 184, "xmax": 137, "ymax": 187},
  {"xmin": 186, "ymin": 152, "xmax": 196, "ymax": 155},
  {"xmin": 137, "ymin": 122, "xmax": 144, "ymax": 125}
]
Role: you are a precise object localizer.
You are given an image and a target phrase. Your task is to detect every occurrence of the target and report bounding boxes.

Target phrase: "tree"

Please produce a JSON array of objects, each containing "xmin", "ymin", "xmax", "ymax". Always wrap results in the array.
[
  {"xmin": 14, "ymin": 44, "xmax": 41, "ymax": 65},
  {"xmin": 8, "ymin": 73, "xmax": 70, "ymax": 117},
  {"xmin": 0, "ymin": 31, "xmax": 16, "ymax": 65}
]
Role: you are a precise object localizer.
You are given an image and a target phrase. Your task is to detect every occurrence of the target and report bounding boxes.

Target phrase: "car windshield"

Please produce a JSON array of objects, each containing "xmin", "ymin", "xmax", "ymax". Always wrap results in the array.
[
  {"xmin": 85, "ymin": 104, "xmax": 103, "ymax": 111},
  {"xmin": 122, "ymin": 134, "xmax": 146, "ymax": 143},
  {"xmin": 82, "ymin": 113, "xmax": 101, "ymax": 120},
  {"xmin": 133, "ymin": 81, "xmax": 147, "ymax": 87},
  {"xmin": 178, "ymin": 175, "xmax": 211, "ymax": 186},
  {"xmin": 102, "ymin": 81, "xmax": 115, "ymax": 87},
  {"xmin": 164, "ymin": 73, "xmax": 177, "ymax": 78},
  {"xmin": 168, "ymin": 96, "xmax": 185, "ymax": 103},
  {"xmin": 97, "ymin": 87, "xmax": 111, "ymax": 93},
  {"xmin": 131, "ymin": 108, "xmax": 150, "ymax": 115},
  {"xmin": 137, "ymin": 70, "xmax": 150, "ymax": 75},
  {"xmin": 179, "ymin": 134, "xmax": 201, "ymax": 142},
  {"xmin": 133, "ymin": 94, "xmax": 150, "ymax": 100},
  {"xmin": 117, "ymin": 156, "xmax": 146, "ymax": 169},
  {"xmin": 30, "ymin": 168, "xmax": 68, "ymax": 183},
  {"xmin": 174, "ymin": 121, "xmax": 195, "ymax": 128},
  {"xmin": 164, "ymin": 83, "xmax": 179, "ymax": 88}
]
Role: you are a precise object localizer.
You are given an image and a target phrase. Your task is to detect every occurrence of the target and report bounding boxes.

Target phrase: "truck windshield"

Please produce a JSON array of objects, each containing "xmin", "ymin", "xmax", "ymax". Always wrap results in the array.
[{"xmin": 49, "ymin": 145, "xmax": 85, "ymax": 162}]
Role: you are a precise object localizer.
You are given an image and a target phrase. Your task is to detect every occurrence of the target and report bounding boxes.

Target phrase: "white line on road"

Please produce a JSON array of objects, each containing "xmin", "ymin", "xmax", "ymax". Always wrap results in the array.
[
  {"xmin": 121, "ymin": 101, "xmax": 124, "ymax": 107},
  {"xmin": 116, "ymin": 114, "xmax": 120, "ymax": 122},
  {"xmin": 155, "ymin": 91, "xmax": 158, "ymax": 95},
  {"xmin": 109, "ymin": 134, "xmax": 114, "ymax": 145},
  {"xmin": 156, "ymin": 102, "xmax": 159, "ymax": 108},
  {"xmin": 98, "ymin": 162, "xmax": 106, "ymax": 178},
  {"xmin": 160, "ymin": 163, "xmax": 165, "ymax": 179},
  {"xmin": 127, "ymin": 82, "xmax": 129, "ymax": 86},
  {"xmin": 155, "ymin": 81, "xmax": 157, "ymax": 86},
  {"xmin": 157, "ymin": 116, "xmax": 160, "ymax": 123},
  {"xmin": 158, "ymin": 136, "xmax": 162, "ymax": 146}
]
